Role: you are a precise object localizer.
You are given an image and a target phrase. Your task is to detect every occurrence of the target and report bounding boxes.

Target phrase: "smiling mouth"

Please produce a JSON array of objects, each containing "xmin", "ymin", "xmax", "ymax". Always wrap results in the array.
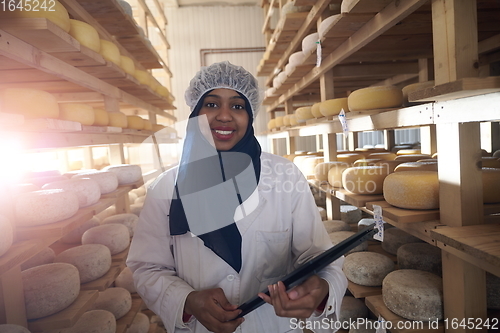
[{"xmin": 214, "ymin": 130, "xmax": 233, "ymax": 135}]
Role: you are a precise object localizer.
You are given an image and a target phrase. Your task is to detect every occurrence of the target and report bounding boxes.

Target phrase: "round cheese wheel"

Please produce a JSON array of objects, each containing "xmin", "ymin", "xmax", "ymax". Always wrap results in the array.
[
  {"xmin": 397, "ymin": 242, "xmax": 442, "ymax": 276},
  {"xmin": 126, "ymin": 312, "xmax": 149, "ymax": 333},
  {"xmin": 127, "ymin": 115, "xmax": 145, "ymax": 130},
  {"xmin": 55, "ymin": 244, "xmax": 112, "ymax": 283},
  {"xmin": 129, "ymin": 191, "xmax": 138, "ymax": 203},
  {"xmin": 61, "ymin": 216, "xmax": 100, "ymax": 244},
  {"xmin": 396, "ymin": 149, "xmax": 421, "ymax": 155},
  {"xmin": 337, "ymin": 153, "xmax": 364, "ymax": 165},
  {"xmin": 339, "ymin": 296, "xmax": 369, "ymax": 325},
  {"xmin": 15, "ymin": 189, "xmax": 79, "ymax": 226},
  {"xmin": 134, "ymin": 70, "xmax": 151, "ymax": 86},
  {"xmin": 267, "ymin": 119, "xmax": 276, "ymax": 130},
  {"xmin": 340, "ymin": 205, "xmax": 362, "ymax": 224},
  {"xmin": 315, "ymin": 162, "xmax": 342, "ymax": 182},
  {"xmin": 102, "ymin": 164, "xmax": 142, "ymax": 185},
  {"xmin": 0, "ymin": 324, "xmax": 31, "ymax": 333},
  {"xmin": 319, "ymin": 97, "xmax": 349, "ymax": 116},
  {"xmin": 115, "ymin": 267, "xmax": 136, "ymax": 293},
  {"xmin": 288, "ymin": 51, "xmax": 305, "ymax": 66},
  {"xmin": 482, "ymin": 157, "xmax": 500, "ymax": 168},
  {"xmin": 93, "ymin": 108, "xmax": 109, "ymax": 126},
  {"xmin": 135, "ymin": 196, "xmax": 146, "ymax": 205},
  {"xmin": 82, "ymin": 224, "xmax": 130, "ymax": 255},
  {"xmin": 120, "ymin": 56, "xmax": 136, "ymax": 76},
  {"xmin": 0, "ymin": 215, "xmax": 13, "ymax": 257},
  {"xmin": 483, "ymin": 167, "xmax": 500, "ymax": 203},
  {"xmin": 348, "ymin": 86, "xmax": 403, "ymax": 112},
  {"xmin": 59, "ymin": 103, "xmax": 95, "ymax": 126},
  {"xmin": 284, "ymin": 63, "xmax": 296, "ymax": 76},
  {"xmin": 318, "ymin": 14, "xmax": 341, "ymax": 39},
  {"xmin": 381, "ymin": 228, "xmax": 423, "ymax": 255},
  {"xmin": 102, "ymin": 213, "xmax": 138, "ymax": 237},
  {"xmin": 21, "ymin": 246, "xmax": 55, "ymax": 271},
  {"xmin": 93, "ymin": 287, "xmax": 132, "ymax": 319},
  {"xmin": 342, "ymin": 166, "xmax": 389, "ymax": 195},
  {"xmin": 329, "ymin": 231, "xmax": 367, "ymax": 254},
  {"xmin": 130, "ymin": 203, "xmax": 143, "ymax": 217},
  {"xmin": 368, "ymin": 152, "xmax": 396, "ymax": 160},
  {"xmin": 327, "ymin": 162, "xmax": 351, "ymax": 187},
  {"xmin": 108, "ymin": 112, "xmax": 128, "ymax": 128},
  {"xmin": 394, "ymin": 161, "xmax": 438, "ymax": 172},
  {"xmin": 68, "ymin": 19, "xmax": 100, "ymax": 52},
  {"xmin": 383, "ymin": 171, "xmax": 439, "ymax": 210},
  {"xmin": 95, "ymin": 206, "xmax": 116, "ymax": 222},
  {"xmin": 352, "ymin": 158, "xmax": 381, "ymax": 167},
  {"xmin": 383, "ymin": 269, "xmax": 443, "ymax": 321},
  {"xmin": 0, "ymin": 88, "xmax": 59, "ymax": 119},
  {"xmin": 302, "ymin": 32, "xmax": 319, "ymax": 55},
  {"xmin": 395, "ymin": 154, "xmax": 433, "ymax": 162},
  {"xmin": 343, "ymin": 252, "xmax": 395, "ymax": 286},
  {"xmin": 22, "ymin": 263, "xmax": 80, "ymax": 320},
  {"xmin": 301, "ymin": 157, "xmax": 324, "ymax": 178},
  {"xmin": 275, "ymin": 116, "xmax": 284, "ymax": 128},
  {"xmin": 131, "ymin": 186, "xmax": 146, "ymax": 197},
  {"xmin": 402, "ymin": 80, "xmax": 435, "ymax": 106},
  {"xmin": 73, "ymin": 171, "xmax": 119, "ymax": 194},
  {"xmin": 23, "ymin": 175, "xmax": 69, "ymax": 188},
  {"xmin": 372, "ymin": 160, "xmax": 403, "ymax": 174},
  {"xmin": 295, "ymin": 106, "xmax": 314, "ymax": 121},
  {"xmin": 282, "ymin": 115, "xmax": 291, "ymax": 126},
  {"xmin": 311, "ymin": 102, "xmax": 322, "ymax": 118},
  {"xmin": 289, "ymin": 114, "xmax": 299, "ymax": 126},
  {"xmin": 60, "ymin": 309, "xmax": 116, "ymax": 333},
  {"xmin": 323, "ymin": 220, "xmax": 351, "ymax": 233},
  {"xmin": 0, "ymin": 0, "xmax": 70, "ymax": 32},
  {"xmin": 99, "ymin": 40, "xmax": 121, "ymax": 66},
  {"xmin": 43, "ymin": 178, "xmax": 101, "ymax": 208}
]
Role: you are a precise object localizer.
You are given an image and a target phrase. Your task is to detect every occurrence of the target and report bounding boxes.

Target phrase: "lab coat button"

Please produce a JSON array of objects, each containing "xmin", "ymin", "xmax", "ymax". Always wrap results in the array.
[
  {"xmin": 327, "ymin": 305, "xmax": 332, "ymax": 311},
  {"xmin": 227, "ymin": 274, "xmax": 235, "ymax": 281}
]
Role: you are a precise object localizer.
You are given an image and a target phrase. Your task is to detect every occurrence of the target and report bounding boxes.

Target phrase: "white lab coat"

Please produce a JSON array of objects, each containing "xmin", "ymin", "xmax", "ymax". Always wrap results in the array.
[{"xmin": 127, "ymin": 152, "xmax": 347, "ymax": 333}]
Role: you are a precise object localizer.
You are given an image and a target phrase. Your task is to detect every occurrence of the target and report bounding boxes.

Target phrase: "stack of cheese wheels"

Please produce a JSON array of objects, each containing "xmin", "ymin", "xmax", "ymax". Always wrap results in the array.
[
  {"xmin": 55, "ymin": 244, "xmax": 112, "ymax": 283},
  {"xmin": 483, "ymin": 168, "xmax": 500, "ymax": 203},
  {"xmin": 99, "ymin": 39, "xmax": 121, "ymax": 66},
  {"xmin": 0, "ymin": 324, "xmax": 31, "ymax": 333},
  {"xmin": 300, "ymin": 156, "xmax": 324, "ymax": 178},
  {"xmin": 314, "ymin": 162, "xmax": 342, "ymax": 182},
  {"xmin": 58, "ymin": 310, "xmax": 116, "ymax": 333},
  {"xmin": 347, "ymin": 85, "xmax": 403, "ymax": 112},
  {"xmin": 73, "ymin": 171, "xmax": 119, "ymax": 194},
  {"xmin": 275, "ymin": 116, "xmax": 284, "ymax": 128},
  {"xmin": 21, "ymin": 247, "xmax": 55, "ymax": 271},
  {"xmin": 115, "ymin": 267, "xmax": 136, "ymax": 293},
  {"xmin": 0, "ymin": 88, "xmax": 59, "ymax": 119},
  {"xmin": 323, "ymin": 220, "xmax": 351, "ymax": 233},
  {"xmin": 0, "ymin": 0, "xmax": 71, "ymax": 32},
  {"xmin": 82, "ymin": 224, "xmax": 130, "ymax": 255},
  {"xmin": 330, "ymin": 231, "xmax": 367, "ymax": 253},
  {"xmin": 127, "ymin": 115, "xmax": 145, "ymax": 130},
  {"xmin": 0, "ymin": 216, "xmax": 13, "ymax": 257},
  {"xmin": 93, "ymin": 108, "xmax": 109, "ymax": 126},
  {"xmin": 373, "ymin": 160, "xmax": 403, "ymax": 174},
  {"xmin": 93, "ymin": 287, "xmax": 132, "ymax": 319},
  {"xmin": 395, "ymin": 154, "xmax": 433, "ymax": 162},
  {"xmin": 383, "ymin": 171, "xmax": 439, "ymax": 210},
  {"xmin": 319, "ymin": 97, "xmax": 349, "ymax": 116},
  {"xmin": 327, "ymin": 162, "xmax": 351, "ymax": 188},
  {"xmin": 302, "ymin": 32, "xmax": 319, "ymax": 55},
  {"xmin": 342, "ymin": 165, "xmax": 389, "ymax": 195},
  {"xmin": 103, "ymin": 164, "xmax": 142, "ymax": 185},
  {"xmin": 394, "ymin": 161, "xmax": 438, "ymax": 172},
  {"xmin": 482, "ymin": 157, "xmax": 500, "ymax": 168},
  {"xmin": 311, "ymin": 102, "xmax": 322, "ymax": 118},
  {"xmin": 337, "ymin": 153, "xmax": 364, "ymax": 165},
  {"xmin": 120, "ymin": 55, "xmax": 136, "ymax": 76},
  {"xmin": 108, "ymin": 111, "xmax": 128, "ymax": 128},
  {"xmin": 61, "ymin": 216, "xmax": 100, "ymax": 244},
  {"xmin": 127, "ymin": 312, "xmax": 150, "ymax": 333},
  {"xmin": 383, "ymin": 269, "xmax": 443, "ymax": 321},
  {"xmin": 368, "ymin": 152, "xmax": 397, "ymax": 160},
  {"xmin": 14, "ymin": 190, "xmax": 79, "ymax": 227},
  {"xmin": 343, "ymin": 252, "xmax": 395, "ymax": 286},
  {"xmin": 295, "ymin": 106, "xmax": 314, "ymax": 122},
  {"xmin": 102, "ymin": 213, "xmax": 138, "ymax": 237},
  {"xmin": 22, "ymin": 263, "xmax": 80, "ymax": 319},
  {"xmin": 402, "ymin": 80, "xmax": 434, "ymax": 106},
  {"xmin": 397, "ymin": 243, "xmax": 442, "ymax": 276},
  {"xmin": 68, "ymin": 20, "xmax": 100, "ymax": 52},
  {"xmin": 339, "ymin": 296, "xmax": 369, "ymax": 326},
  {"xmin": 42, "ymin": 178, "xmax": 101, "ymax": 208},
  {"xmin": 381, "ymin": 228, "xmax": 423, "ymax": 255}
]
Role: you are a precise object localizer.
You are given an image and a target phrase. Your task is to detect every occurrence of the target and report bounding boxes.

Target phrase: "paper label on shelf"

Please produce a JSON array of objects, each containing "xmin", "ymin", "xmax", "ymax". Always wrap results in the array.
[
  {"xmin": 338, "ymin": 108, "xmax": 348, "ymax": 137},
  {"xmin": 376, "ymin": 315, "xmax": 387, "ymax": 333},
  {"xmin": 373, "ymin": 204, "xmax": 384, "ymax": 242},
  {"xmin": 316, "ymin": 40, "xmax": 322, "ymax": 67}
]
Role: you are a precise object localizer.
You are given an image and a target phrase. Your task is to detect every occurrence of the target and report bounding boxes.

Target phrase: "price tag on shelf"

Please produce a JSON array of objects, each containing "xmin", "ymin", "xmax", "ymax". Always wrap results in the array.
[
  {"xmin": 316, "ymin": 40, "xmax": 322, "ymax": 67},
  {"xmin": 373, "ymin": 204, "xmax": 384, "ymax": 242},
  {"xmin": 338, "ymin": 108, "xmax": 349, "ymax": 137}
]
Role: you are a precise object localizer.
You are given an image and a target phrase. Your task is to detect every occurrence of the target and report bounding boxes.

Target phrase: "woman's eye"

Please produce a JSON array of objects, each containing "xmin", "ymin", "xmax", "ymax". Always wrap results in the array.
[
  {"xmin": 233, "ymin": 104, "xmax": 245, "ymax": 110},
  {"xmin": 205, "ymin": 102, "xmax": 217, "ymax": 108}
]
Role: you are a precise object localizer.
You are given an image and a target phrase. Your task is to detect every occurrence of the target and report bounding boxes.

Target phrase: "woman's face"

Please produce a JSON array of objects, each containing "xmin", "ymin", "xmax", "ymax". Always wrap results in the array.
[{"xmin": 198, "ymin": 88, "xmax": 250, "ymax": 151}]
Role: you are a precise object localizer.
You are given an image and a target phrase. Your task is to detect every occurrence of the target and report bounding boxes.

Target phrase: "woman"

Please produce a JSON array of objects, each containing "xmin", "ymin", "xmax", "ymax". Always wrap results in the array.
[{"xmin": 127, "ymin": 61, "xmax": 347, "ymax": 333}]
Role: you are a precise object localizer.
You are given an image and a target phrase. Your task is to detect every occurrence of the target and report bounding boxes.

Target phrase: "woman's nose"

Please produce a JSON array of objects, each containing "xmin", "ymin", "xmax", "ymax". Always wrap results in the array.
[{"xmin": 215, "ymin": 105, "xmax": 232, "ymax": 122}]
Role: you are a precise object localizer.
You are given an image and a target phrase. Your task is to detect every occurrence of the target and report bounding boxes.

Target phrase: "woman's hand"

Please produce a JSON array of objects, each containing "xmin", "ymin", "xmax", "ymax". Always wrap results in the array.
[
  {"xmin": 184, "ymin": 288, "xmax": 244, "ymax": 333},
  {"xmin": 258, "ymin": 275, "xmax": 329, "ymax": 319}
]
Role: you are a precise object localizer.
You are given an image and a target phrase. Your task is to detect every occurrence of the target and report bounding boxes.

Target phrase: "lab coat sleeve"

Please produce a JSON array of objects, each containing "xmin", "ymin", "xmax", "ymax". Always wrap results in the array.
[
  {"xmin": 288, "ymin": 165, "xmax": 348, "ymax": 332},
  {"xmin": 126, "ymin": 173, "xmax": 195, "ymax": 333}
]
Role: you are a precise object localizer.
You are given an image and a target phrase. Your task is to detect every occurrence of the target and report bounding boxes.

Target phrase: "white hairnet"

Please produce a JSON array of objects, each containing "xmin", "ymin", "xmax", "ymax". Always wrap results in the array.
[{"xmin": 185, "ymin": 61, "xmax": 261, "ymax": 117}]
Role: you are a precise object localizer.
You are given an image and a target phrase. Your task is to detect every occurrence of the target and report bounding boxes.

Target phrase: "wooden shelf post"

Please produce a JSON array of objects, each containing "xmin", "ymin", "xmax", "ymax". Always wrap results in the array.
[{"xmin": 0, "ymin": 266, "xmax": 28, "ymax": 327}]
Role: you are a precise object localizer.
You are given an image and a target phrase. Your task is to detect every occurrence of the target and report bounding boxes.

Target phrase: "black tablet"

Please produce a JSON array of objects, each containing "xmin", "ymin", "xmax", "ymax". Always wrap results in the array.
[{"xmin": 234, "ymin": 224, "xmax": 378, "ymax": 319}]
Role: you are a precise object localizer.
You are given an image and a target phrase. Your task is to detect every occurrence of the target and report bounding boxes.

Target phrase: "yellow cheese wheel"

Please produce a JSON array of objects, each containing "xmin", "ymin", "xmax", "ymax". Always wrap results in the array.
[
  {"xmin": 301, "ymin": 157, "xmax": 324, "ymax": 178},
  {"xmin": 267, "ymin": 119, "xmax": 276, "ymax": 130},
  {"xmin": 295, "ymin": 106, "xmax": 314, "ymax": 121},
  {"xmin": 143, "ymin": 121, "xmax": 152, "ymax": 131},
  {"xmin": 337, "ymin": 153, "xmax": 364, "ymax": 165},
  {"xmin": 68, "ymin": 19, "xmax": 100, "ymax": 52},
  {"xmin": 483, "ymin": 168, "xmax": 500, "ymax": 203},
  {"xmin": 134, "ymin": 70, "xmax": 151, "ymax": 86},
  {"xmin": 127, "ymin": 116, "xmax": 145, "ymax": 130},
  {"xmin": 99, "ymin": 39, "xmax": 121, "ymax": 66},
  {"xmin": 373, "ymin": 160, "xmax": 404, "ymax": 174},
  {"xmin": 395, "ymin": 154, "xmax": 433, "ymax": 162},
  {"xmin": 319, "ymin": 98, "xmax": 349, "ymax": 116},
  {"xmin": 353, "ymin": 158, "xmax": 381, "ymax": 167},
  {"xmin": 275, "ymin": 116, "xmax": 284, "ymax": 128},
  {"xmin": 348, "ymin": 85, "xmax": 403, "ymax": 112},
  {"xmin": 482, "ymin": 157, "xmax": 500, "ymax": 168},
  {"xmin": 342, "ymin": 166, "xmax": 389, "ymax": 195},
  {"xmin": 289, "ymin": 114, "xmax": 299, "ymax": 126},
  {"xmin": 314, "ymin": 162, "xmax": 344, "ymax": 182},
  {"xmin": 402, "ymin": 80, "xmax": 434, "ymax": 106},
  {"xmin": 311, "ymin": 102, "xmax": 322, "ymax": 118},
  {"xmin": 93, "ymin": 108, "xmax": 109, "ymax": 126},
  {"xmin": 327, "ymin": 162, "xmax": 350, "ymax": 188},
  {"xmin": 283, "ymin": 115, "xmax": 291, "ymax": 126},
  {"xmin": 394, "ymin": 161, "xmax": 438, "ymax": 172},
  {"xmin": 59, "ymin": 103, "xmax": 95, "ymax": 126},
  {"xmin": 108, "ymin": 112, "xmax": 128, "ymax": 128},
  {"xmin": 0, "ymin": 88, "xmax": 59, "ymax": 119},
  {"xmin": 120, "ymin": 56, "xmax": 135, "ymax": 76},
  {"xmin": 397, "ymin": 149, "xmax": 421, "ymax": 155},
  {"xmin": 383, "ymin": 171, "xmax": 439, "ymax": 209},
  {"xmin": 368, "ymin": 152, "xmax": 397, "ymax": 160},
  {"xmin": 0, "ymin": 0, "xmax": 70, "ymax": 32},
  {"xmin": 155, "ymin": 85, "xmax": 172, "ymax": 102}
]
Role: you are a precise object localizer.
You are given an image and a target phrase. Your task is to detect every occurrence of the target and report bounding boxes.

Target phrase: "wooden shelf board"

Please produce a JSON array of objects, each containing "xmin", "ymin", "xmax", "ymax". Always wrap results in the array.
[
  {"xmin": 347, "ymin": 280, "xmax": 382, "ymax": 298},
  {"xmin": 80, "ymin": 264, "xmax": 123, "ymax": 291},
  {"xmin": 365, "ymin": 200, "xmax": 440, "ymax": 223},
  {"xmin": 19, "ymin": 118, "xmax": 82, "ymax": 133},
  {"xmin": 112, "ymin": 246, "xmax": 130, "ymax": 263},
  {"xmin": 52, "ymin": 44, "xmax": 107, "ymax": 67},
  {"xmin": 334, "ymin": 189, "xmax": 385, "ymax": 208},
  {"xmin": 81, "ymin": 125, "xmax": 123, "ymax": 133},
  {"xmin": 0, "ymin": 240, "xmax": 40, "ymax": 276},
  {"xmin": 27, "ymin": 290, "xmax": 98, "ymax": 332},
  {"xmin": 365, "ymin": 295, "xmax": 444, "ymax": 333},
  {"xmin": 115, "ymin": 35, "xmax": 163, "ymax": 69},
  {"xmin": 116, "ymin": 294, "xmax": 144, "ymax": 328}
]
